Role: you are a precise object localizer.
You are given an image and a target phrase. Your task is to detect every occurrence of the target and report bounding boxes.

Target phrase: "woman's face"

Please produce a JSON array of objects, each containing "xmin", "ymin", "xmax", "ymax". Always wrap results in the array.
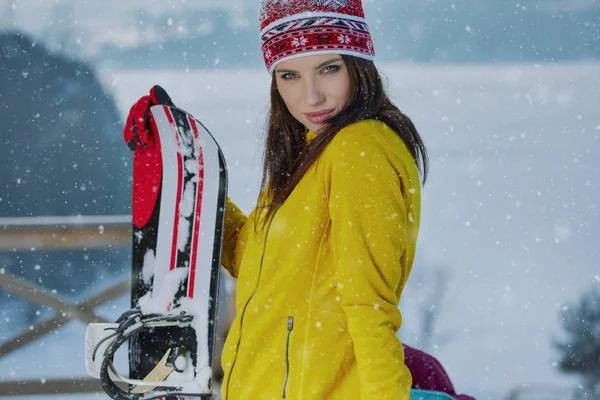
[{"xmin": 274, "ymin": 54, "xmax": 352, "ymax": 133}]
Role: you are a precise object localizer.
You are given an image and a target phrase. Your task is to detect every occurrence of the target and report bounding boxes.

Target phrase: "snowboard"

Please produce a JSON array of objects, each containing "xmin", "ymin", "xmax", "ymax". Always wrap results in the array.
[{"xmin": 85, "ymin": 87, "xmax": 227, "ymax": 400}]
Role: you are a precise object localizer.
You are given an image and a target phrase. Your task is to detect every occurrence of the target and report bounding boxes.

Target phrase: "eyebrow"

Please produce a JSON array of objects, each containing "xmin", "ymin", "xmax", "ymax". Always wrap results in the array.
[{"xmin": 275, "ymin": 57, "xmax": 343, "ymax": 74}]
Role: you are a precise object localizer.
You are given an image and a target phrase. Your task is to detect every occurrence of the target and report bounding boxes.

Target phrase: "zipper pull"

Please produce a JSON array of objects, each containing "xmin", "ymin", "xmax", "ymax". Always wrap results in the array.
[{"xmin": 287, "ymin": 316, "xmax": 294, "ymax": 331}]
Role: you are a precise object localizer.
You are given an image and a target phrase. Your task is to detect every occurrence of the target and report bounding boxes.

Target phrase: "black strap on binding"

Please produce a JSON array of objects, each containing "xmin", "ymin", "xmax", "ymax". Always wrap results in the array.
[{"xmin": 95, "ymin": 307, "xmax": 198, "ymax": 400}]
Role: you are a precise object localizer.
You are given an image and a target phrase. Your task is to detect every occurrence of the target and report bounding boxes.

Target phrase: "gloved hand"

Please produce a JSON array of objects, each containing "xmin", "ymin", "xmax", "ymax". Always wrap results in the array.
[{"xmin": 123, "ymin": 85, "xmax": 175, "ymax": 150}]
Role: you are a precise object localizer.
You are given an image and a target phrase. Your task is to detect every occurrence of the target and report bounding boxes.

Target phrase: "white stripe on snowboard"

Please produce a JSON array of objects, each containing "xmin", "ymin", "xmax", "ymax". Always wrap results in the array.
[
  {"xmin": 151, "ymin": 108, "xmax": 181, "ymax": 294},
  {"xmin": 149, "ymin": 106, "xmax": 221, "ymax": 394}
]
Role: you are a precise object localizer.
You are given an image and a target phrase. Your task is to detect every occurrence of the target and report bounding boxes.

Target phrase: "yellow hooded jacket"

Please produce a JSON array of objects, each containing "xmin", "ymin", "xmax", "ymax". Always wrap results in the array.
[{"xmin": 220, "ymin": 120, "xmax": 421, "ymax": 400}]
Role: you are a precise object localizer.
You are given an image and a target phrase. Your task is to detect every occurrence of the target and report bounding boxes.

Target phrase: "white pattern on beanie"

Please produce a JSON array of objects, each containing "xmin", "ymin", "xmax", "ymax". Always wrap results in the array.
[{"xmin": 259, "ymin": 0, "xmax": 375, "ymax": 74}]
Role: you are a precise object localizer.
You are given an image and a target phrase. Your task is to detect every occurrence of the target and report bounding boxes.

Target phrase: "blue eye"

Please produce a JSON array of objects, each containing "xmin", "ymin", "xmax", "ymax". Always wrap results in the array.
[
  {"xmin": 322, "ymin": 65, "xmax": 341, "ymax": 74},
  {"xmin": 280, "ymin": 73, "xmax": 297, "ymax": 80}
]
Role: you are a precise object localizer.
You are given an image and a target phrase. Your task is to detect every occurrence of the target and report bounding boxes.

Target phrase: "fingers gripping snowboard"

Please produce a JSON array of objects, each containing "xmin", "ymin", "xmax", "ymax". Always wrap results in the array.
[{"xmin": 86, "ymin": 97, "xmax": 227, "ymax": 400}]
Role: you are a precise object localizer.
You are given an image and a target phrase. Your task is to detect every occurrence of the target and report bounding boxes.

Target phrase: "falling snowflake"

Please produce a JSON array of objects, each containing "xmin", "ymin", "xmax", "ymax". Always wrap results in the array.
[
  {"xmin": 292, "ymin": 36, "xmax": 309, "ymax": 47},
  {"xmin": 337, "ymin": 34, "xmax": 351, "ymax": 44}
]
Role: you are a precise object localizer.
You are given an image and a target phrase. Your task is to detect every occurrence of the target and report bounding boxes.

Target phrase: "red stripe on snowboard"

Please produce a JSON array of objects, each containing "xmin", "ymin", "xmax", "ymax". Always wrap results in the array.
[
  {"xmin": 165, "ymin": 107, "xmax": 183, "ymax": 273},
  {"xmin": 187, "ymin": 116, "xmax": 204, "ymax": 299}
]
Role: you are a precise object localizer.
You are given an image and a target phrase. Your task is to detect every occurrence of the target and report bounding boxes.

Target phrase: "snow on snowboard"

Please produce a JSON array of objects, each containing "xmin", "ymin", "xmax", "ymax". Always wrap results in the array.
[{"xmin": 85, "ymin": 86, "xmax": 227, "ymax": 400}]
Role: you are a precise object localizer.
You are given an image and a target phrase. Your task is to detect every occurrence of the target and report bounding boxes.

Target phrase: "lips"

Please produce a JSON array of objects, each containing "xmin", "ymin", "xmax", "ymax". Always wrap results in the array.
[{"xmin": 303, "ymin": 109, "xmax": 335, "ymax": 124}]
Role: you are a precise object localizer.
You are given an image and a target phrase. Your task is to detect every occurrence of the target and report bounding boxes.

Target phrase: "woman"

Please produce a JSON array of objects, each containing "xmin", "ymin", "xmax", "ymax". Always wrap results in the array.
[
  {"xmin": 126, "ymin": 1, "xmax": 428, "ymax": 399},
  {"xmin": 220, "ymin": 1, "xmax": 427, "ymax": 399}
]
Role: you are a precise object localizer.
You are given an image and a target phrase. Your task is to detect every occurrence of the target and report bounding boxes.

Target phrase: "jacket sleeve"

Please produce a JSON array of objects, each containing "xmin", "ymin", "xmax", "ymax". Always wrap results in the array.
[
  {"xmin": 221, "ymin": 196, "xmax": 248, "ymax": 278},
  {"xmin": 326, "ymin": 128, "xmax": 414, "ymax": 400}
]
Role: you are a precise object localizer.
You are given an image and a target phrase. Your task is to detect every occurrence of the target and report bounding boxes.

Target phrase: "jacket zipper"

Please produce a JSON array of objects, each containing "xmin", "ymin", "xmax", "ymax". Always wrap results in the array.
[
  {"xmin": 225, "ymin": 217, "xmax": 273, "ymax": 400},
  {"xmin": 282, "ymin": 316, "xmax": 294, "ymax": 399}
]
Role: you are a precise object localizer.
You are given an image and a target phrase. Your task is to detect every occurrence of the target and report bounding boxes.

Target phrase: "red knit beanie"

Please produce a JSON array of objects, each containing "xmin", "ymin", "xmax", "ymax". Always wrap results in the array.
[{"xmin": 259, "ymin": 0, "xmax": 376, "ymax": 74}]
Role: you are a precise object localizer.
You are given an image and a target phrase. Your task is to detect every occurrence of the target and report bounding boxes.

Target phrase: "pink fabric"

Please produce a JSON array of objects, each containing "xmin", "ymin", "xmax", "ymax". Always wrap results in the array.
[{"xmin": 403, "ymin": 344, "xmax": 476, "ymax": 400}]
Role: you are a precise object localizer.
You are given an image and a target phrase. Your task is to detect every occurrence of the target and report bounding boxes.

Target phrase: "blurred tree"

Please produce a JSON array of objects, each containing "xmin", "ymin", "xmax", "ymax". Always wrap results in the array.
[{"xmin": 554, "ymin": 284, "xmax": 600, "ymax": 399}]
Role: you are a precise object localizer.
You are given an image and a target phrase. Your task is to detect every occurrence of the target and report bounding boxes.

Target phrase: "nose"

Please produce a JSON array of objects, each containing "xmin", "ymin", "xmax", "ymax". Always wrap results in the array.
[{"xmin": 303, "ymin": 78, "xmax": 324, "ymax": 107}]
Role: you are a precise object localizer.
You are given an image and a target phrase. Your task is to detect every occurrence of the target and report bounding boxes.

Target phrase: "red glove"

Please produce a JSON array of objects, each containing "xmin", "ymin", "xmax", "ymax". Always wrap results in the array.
[{"xmin": 123, "ymin": 85, "xmax": 175, "ymax": 150}]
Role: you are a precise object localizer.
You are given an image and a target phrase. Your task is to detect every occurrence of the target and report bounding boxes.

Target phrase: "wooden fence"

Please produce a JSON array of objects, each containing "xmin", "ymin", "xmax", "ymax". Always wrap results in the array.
[{"xmin": 0, "ymin": 215, "xmax": 131, "ymax": 396}]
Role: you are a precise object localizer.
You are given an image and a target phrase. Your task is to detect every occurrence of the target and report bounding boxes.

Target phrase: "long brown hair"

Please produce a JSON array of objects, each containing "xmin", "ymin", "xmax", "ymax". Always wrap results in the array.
[{"xmin": 256, "ymin": 55, "xmax": 428, "ymax": 228}]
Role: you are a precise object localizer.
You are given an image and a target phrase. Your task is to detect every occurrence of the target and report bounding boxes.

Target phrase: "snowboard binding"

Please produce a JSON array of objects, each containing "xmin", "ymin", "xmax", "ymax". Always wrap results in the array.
[{"xmin": 86, "ymin": 308, "xmax": 200, "ymax": 400}]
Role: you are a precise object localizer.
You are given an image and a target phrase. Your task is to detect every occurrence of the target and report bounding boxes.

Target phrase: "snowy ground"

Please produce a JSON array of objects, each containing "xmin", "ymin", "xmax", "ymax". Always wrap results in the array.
[{"xmin": 1, "ymin": 61, "xmax": 599, "ymax": 399}]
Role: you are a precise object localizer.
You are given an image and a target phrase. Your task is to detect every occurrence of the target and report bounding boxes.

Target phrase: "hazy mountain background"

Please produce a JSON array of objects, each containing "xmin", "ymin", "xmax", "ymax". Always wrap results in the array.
[{"xmin": 0, "ymin": 0, "xmax": 598, "ymax": 68}]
